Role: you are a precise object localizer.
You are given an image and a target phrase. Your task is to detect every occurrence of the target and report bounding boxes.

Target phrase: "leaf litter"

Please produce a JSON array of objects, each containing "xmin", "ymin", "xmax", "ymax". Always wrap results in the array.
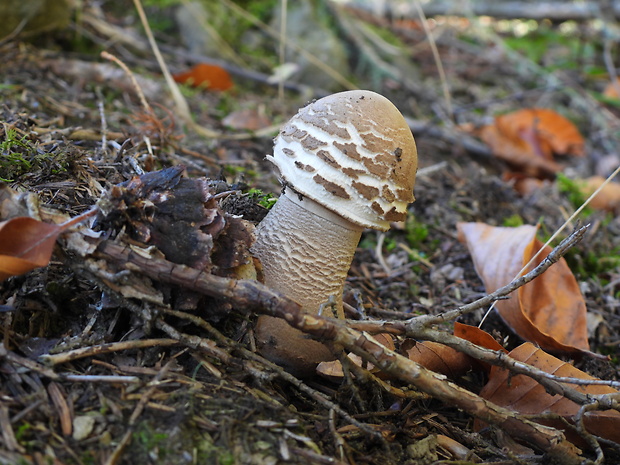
[{"xmin": 1, "ymin": 5, "xmax": 620, "ymax": 465}]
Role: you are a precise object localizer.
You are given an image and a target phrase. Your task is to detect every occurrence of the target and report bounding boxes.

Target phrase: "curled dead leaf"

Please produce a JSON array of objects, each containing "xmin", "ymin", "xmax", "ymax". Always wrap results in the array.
[
  {"xmin": 0, "ymin": 217, "xmax": 63, "ymax": 281},
  {"xmin": 222, "ymin": 108, "xmax": 272, "ymax": 131},
  {"xmin": 457, "ymin": 222, "xmax": 590, "ymax": 355},
  {"xmin": 402, "ymin": 339, "xmax": 473, "ymax": 378},
  {"xmin": 578, "ymin": 176, "xmax": 620, "ymax": 212},
  {"xmin": 479, "ymin": 108, "xmax": 584, "ymax": 178},
  {"xmin": 173, "ymin": 63, "xmax": 233, "ymax": 91},
  {"xmin": 603, "ymin": 78, "xmax": 620, "ymax": 100},
  {"xmin": 478, "ymin": 343, "xmax": 620, "ymax": 446}
]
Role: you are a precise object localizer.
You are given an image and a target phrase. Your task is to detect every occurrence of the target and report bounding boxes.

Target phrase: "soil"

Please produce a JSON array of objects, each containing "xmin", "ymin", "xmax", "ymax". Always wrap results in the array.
[{"xmin": 1, "ymin": 4, "xmax": 620, "ymax": 465}]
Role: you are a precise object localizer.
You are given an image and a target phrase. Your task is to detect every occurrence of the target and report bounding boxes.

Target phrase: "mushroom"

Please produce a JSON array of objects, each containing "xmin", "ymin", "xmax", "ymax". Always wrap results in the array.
[{"xmin": 252, "ymin": 90, "xmax": 418, "ymax": 375}]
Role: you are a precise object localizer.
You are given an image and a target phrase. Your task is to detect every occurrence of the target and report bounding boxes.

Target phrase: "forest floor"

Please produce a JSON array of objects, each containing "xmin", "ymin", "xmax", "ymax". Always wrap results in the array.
[{"xmin": 1, "ymin": 2, "xmax": 620, "ymax": 465}]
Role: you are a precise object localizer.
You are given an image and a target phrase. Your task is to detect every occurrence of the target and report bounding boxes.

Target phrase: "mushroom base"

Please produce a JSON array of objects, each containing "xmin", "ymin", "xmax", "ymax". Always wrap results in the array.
[{"xmin": 252, "ymin": 192, "xmax": 363, "ymax": 375}]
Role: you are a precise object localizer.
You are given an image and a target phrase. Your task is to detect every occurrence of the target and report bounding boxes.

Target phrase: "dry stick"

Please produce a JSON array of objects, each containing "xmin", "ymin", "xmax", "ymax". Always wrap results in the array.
[
  {"xmin": 41, "ymin": 338, "xmax": 180, "ymax": 366},
  {"xmin": 101, "ymin": 51, "xmax": 152, "ymax": 116},
  {"xmin": 351, "ymin": 227, "xmax": 620, "ymax": 394},
  {"xmin": 116, "ymin": 1, "xmax": 278, "ymax": 142},
  {"xmin": 94, "ymin": 240, "xmax": 578, "ymax": 457},
  {"xmin": 1, "ymin": 342, "xmax": 140, "ymax": 384},
  {"xmin": 576, "ymin": 402, "xmax": 605, "ymax": 465},
  {"xmin": 161, "ymin": 307, "xmax": 385, "ymax": 443},
  {"xmin": 131, "ymin": 0, "xmax": 220, "ymax": 139},
  {"xmin": 278, "ymin": 0, "xmax": 288, "ymax": 101},
  {"xmin": 346, "ymin": 0, "xmax": 614, "ymax": 21},
  {"xmin": 0, "ymin": 404, "xmax": 24, "ymax": 454},
  {"xmin": 412, "ymin": 0, "xmax": 453, "ymax": 120}
]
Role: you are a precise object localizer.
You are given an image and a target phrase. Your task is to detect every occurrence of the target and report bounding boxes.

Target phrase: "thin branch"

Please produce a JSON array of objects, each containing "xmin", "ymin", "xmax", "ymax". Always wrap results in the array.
[{"xmin": 90, "ymin": 240, "xmax": 579, "ymax": 456}]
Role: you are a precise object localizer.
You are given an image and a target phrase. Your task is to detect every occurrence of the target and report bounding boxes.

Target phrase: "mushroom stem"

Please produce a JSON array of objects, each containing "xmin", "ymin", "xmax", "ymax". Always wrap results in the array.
[{"xmin": 252, "ymin": 189, "xmax": 363, "ymax": 374}]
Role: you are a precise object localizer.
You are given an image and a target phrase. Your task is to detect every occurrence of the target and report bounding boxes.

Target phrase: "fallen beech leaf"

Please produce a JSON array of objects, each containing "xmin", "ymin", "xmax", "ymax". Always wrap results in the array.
[
  {"xmin": 457, "ymin": 222, "xmax": 590, "ymax": 354},
  {"xmin": 0, "ymin": 217, "xmax": 63, "ymax": 280},
  {"xmin": 479, "ymin": 108, "xmax": 584, "ymax": 178},
  {"xmin": 578, "ymin": 176, "xmax": 620, "ymax": 212},
  {"xmin": 603, "ymin": 78, "xmax": 620, "ymax": 99},
  {"xmin": 401, "ymin": 323, "xmax": 506, "ymax": 378},
  {"xmin": 478, "ymin": 342, "xmax": 620, "ymax": 445},
  {"xmin": 222, "ymin": 108, "xmax": 272, "ymax": 131},
  {"xmin": 173, "ymin": 63, "xmax": 233, "ymax": 91},
  {"xmin": 478, "ymin": 123, "xmax": 562, "ymax": 178},
  {"xmin": 454, "ymin": 322, "xmax": 507, "ymax": 353},
  {"xmin": 498, "ymin": 108, "xmax": 585, "ymax": 157},
  {"xmin": 503, "ymin": 172, "xmax": 547, "ymax": 197},
  {"xmin": 403, "ymin": 339, "xmax": 473, "ymax": 378}
]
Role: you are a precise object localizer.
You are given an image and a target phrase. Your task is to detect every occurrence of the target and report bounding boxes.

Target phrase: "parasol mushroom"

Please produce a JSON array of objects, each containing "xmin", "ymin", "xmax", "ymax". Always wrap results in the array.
[{"xmin": 252, "ymin": 90, "xmax": 418, "ymax": 375}]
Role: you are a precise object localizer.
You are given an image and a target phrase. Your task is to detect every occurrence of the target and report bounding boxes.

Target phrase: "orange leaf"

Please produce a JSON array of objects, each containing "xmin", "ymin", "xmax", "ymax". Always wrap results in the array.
[
  {"xmin": 403, "ymin": 339, "xmax": 473, "ymax": 378},
  {"xmin": 173, "ymin": 63, "xmax": 233, "ymax": 91},
  {"xmin": 603, "ymin": 78, "xmax": 620, "ymax": 99},
  {"xmin": 457, "ymin": 222, "xmax": 590, "ymax": 354},
  {"xmin": 222, "ymin": 108, "xmax": 272, "ymax": 131},
  {"xmin": 496, "ymin": 108, "xmax": 585, "ymax": 157},
  {"xmin": 478, "ymin": 343, "xmax": 620, "ymax": 445},
  {"xmin": 402, "ymin": 323, "xmax": 506, "ymax": 378},
  {"xmin": 479, "ymin": 108, "xmax": 584, "ymax": 178},
  {"xmin": 454, "ymin": 322, "xmax": 506, "ymax": 354},
  {"xmin": 578, "ymin": 176, "xmax": 620, "ymax": 212},
  {"xmin": 478, "ymin": 123, "xmax": 562, "ymax": 178},
  {"xmin": 0, "ymin": 217, "xmax": 63, "ymax": 280}
]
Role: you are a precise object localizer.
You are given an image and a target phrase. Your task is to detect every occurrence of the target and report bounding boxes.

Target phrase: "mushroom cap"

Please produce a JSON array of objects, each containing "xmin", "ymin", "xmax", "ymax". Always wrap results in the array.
[{"xmin": 269, "ymin": 90, "xmax": 418, "ymax": 231}]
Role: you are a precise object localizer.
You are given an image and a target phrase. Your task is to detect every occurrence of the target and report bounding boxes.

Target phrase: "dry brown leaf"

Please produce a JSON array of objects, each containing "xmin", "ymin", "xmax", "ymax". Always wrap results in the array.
[
  {"xmin": 497, "ymin": 108, "xmax": 585, "ymax": 157},
  {"xmin": 503, "ymin": 172, "xmax": 547, "ymax": 197},
  {"xmin": 173, "ymin": 63, "xmax": 233, "ymax": 91},
  {"xmin": 0, "ymin": 217, "xmax": 63, "ymax": 281},
  {"xmin": 457, "ymin": 222, "xmax": 590, "ymax": 354},
  {"xmin": 402, "ymin": 339, "xmax": 473, "ymax": 378},
  {"xmin": 578, "ymin": 176, "xmax": 620, "ymax": 212},
  {"xmin": 478, "ymin": 123, "xmax": 562, "ymax": 178},
  {"xmin": 222, "ymin": 108, "xmax": 272, "ymax": 131},
  {"xmin": 479, "ymin": 108, "xmax": 584, "ymax": 178},
  {"xmin": 603, "ymin": 78, "xmax": 620, "ymax": 99},
  {"xmin": 454, "ymin": 322, "xmax": 507, "ymax": 354},
  {"xmin": 400, "ymin": 323, "xmax": 505, "ymax": 378},
  {"xmin": 478, "ymin": 342, "xmax": 620, "ymax": 445}
]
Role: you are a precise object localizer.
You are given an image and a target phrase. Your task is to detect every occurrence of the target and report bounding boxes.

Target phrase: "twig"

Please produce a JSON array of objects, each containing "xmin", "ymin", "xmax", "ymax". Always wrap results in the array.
[
  {"xmin": 91, "ymin": 240, "xmax": 579, "ymax": 457},
  {"xmin": 418, "ymin": 225, "xmax": 589, "ymax": 325},
  {"xmin": 575, "ymin": 402, "xmax": 605, "ymax": 465},
  {"xmin": 41, "ymin": 338, "xmax": 179, "ymax": 366},
  {"xmin": 101, "ymin": 51, "xmax": 152, "ymax": 116},
  {"xmin": 131, "ymin": 0, "xmax": 221, "ymax": 139},
  {"xmin": 62, "ymin": 375, "xmax": 140, "ymax": 383},
  {"xmin": 0, "ymin": 404, "xmax": 24, "ymax": 453},
  {"xmin": 344, "ymin": 0, "xmax": 620, "ymax": 21},
  {"xmin": 411, "ymin": 0, "xmax": 453, "ymax": 120},
  {"xmin": 161, "ymin": 307, "xmax": 385, "ymax": 444}
]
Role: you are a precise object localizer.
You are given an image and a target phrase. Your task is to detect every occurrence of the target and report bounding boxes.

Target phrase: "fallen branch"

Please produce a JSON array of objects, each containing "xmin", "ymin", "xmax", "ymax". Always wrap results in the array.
[
  {"xmin": 89, "ymin": 239, "xmax": 582, "ymax": 458},
  {"xmin": 341, "ymin": 0, "xmax": 620, "ymax": 21}
]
